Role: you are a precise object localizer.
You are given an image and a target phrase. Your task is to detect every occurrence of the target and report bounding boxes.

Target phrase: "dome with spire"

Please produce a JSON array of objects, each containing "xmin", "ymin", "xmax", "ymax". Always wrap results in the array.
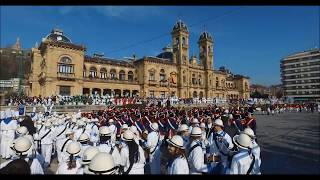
[
  {"xmin": 199, "ymin": 31, "xmax": 213, "ymax": 42},
  {"xmin": 44, "ymin": 28, "xmax": 72, "ymax": 43},
  {"xmin": 172, "ymin": 20, "xmax": 189, "ymax": 32}
]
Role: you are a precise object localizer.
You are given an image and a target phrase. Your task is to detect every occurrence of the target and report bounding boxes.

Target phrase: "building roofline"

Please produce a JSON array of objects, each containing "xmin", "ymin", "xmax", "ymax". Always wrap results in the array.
[{"xmin": 282, "ymin": 48, "xmax": 320, "ymax": 60}]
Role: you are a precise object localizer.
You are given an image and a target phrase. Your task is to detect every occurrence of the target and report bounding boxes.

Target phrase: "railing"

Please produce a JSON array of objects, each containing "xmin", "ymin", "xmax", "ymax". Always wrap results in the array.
[
  {"xmin": 84, "ymin": 77, "xmax": 139, "ymax": 84},
  {"xmin": 148, "ymin": 79, "xmax": 158, "ymax": 86},
  {"xmin": 57, "ymin": 72, "xmax": 75, "ymax": 78}
]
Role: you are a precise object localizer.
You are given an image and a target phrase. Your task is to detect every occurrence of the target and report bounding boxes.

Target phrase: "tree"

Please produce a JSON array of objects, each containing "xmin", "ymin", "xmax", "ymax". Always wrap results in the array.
[{"xmin": 251, "ymin": 90, "xmax": 262, "ymax": 98}]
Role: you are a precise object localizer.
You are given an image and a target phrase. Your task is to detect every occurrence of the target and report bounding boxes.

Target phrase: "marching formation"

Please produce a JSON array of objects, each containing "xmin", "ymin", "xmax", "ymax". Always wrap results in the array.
[{"xmin": 0, "ymin": 104, "xmax": 262, "ymax": 175}]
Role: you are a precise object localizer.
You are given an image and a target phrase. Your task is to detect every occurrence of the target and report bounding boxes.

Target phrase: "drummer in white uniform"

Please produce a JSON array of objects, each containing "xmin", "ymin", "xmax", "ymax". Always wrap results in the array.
[{"xmin": 166, "ymin": 135, "xmax": 189, "ymax": 174}]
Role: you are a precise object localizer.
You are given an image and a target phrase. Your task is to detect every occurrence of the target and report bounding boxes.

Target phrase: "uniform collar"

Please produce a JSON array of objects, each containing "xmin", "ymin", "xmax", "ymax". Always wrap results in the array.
[{"xmin": 216, "ymin": 130, "xmax": 224, "ymax": 136}]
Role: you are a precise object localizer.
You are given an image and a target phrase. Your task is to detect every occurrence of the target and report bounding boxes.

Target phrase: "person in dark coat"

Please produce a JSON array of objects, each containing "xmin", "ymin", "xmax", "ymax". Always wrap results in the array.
[
  {"xmin": 166, "ymin": 99, "xmax": 171, "ymax": 108},
  {"xmin": 0, "ymin": 159, "xmax": 31, "ymax": 174},
  {"xmin": 19, "ymin": 115, "xmax": 37, "ymax": 136}
]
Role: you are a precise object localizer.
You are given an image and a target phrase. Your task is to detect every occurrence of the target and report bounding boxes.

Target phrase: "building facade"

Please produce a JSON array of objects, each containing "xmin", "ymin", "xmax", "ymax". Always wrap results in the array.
[
  {"xmin": 0, "ymin": 38, "xmax": 32, "ymax": 95},
  {"xmin": 281, "ymin": 49, "xmax": 320, "ymax": 102},
  {"xmin": 29, "ymin": 20, "xmax": 250, "ymax": 99}
]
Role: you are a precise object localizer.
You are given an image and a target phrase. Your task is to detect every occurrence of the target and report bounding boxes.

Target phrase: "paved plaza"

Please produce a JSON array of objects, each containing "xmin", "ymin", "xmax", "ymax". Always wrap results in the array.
[
  {"xmin": 1, "ymin": 111, "xmax": 319, "ymax": 174},
  {"xmin": 256, "ymin": 112, "xmax": 320, "ymax": 174}
]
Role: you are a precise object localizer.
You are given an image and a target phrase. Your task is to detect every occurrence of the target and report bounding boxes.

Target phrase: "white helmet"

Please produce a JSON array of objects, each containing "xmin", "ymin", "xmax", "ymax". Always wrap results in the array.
[
  {"xmin": 58, "ymin": 118, "xmax": 65, "ymax": 125},
  {"xmin": 233, "ymin": 134, "xmax": 253, "ymax": 149},
  {"xmin": 65, "ymin": 129, "xmax": 74, "ymax": 135},
  {"xmin": 214, "ymin": 119, "xmax": 224, "ymax": 127},
  {"xmin": 129, "ymin": 126, "xmax": 138, "ymax": 135},
  {"xmin": 108, "ymin": 119, "xmax": 114, "ymax": 123},
  {"xmin": 82, "ymin": 147, "xmax": 100, "ymax": 165},
  {"xmin": 66, "ymin": 141, "xmax": 81, "ymax": 155},
  {"xmin": 78, "ymin": 133, "xmax": 90, "ymax": 142},
  {"xmin": 200, "ymin": 122, "xmax": 206, "ymax": 128},
  {"xmin": 243, "ymin": 128, "xmax": 255, "ymax": 139},
  {"xmin": 44, "ymin": 121, "xmax": 51, "ymax": 127},
  {"xmin": 121, "ymin": 124, "xmax": 128, "ymax": 130},
  {"xmin": 14, "ymin": 137, "xmax": 32, "ymax": 155},
  {"xmin": 89, "ymin": 153, "xmax": 117, "ymax": 174},
  {"xmin": 99, "ymin": 126, "xmax": 111, "ymax": 136},
  {"xmin": 77, "ymin": 120, "xmax": 85, "ymax": 127},
  {"xmin": 71, "ymin": 118, "xmax": 77, "ymax": 123},
  {"xmin": 82, "ymin": 117, "xmax": 89, "ymax": 123},
  {"xmin": 16, "ymin": 126, "xmax": 28, "ymax": 136},
  {"xmin": 166, "ymin": 135, "xmax": 185, "ymax": 149},
  {"xmin": 190, "ymin": 127, "xmax": 202, "ymax": 137},
  {"xmin": 192, "ymin": 118, "xmax": 199, "ymax": 124},
  {"xmin": 121, "ymin": 130, "xmax": 134, "ymax": 141},
  {"xmin": 150, "ymin": 122, "xmax": 159, "ymax": 131},
  {"xmin": 178, "ymin": 124, "xmax": 189, "ymax": 132}
]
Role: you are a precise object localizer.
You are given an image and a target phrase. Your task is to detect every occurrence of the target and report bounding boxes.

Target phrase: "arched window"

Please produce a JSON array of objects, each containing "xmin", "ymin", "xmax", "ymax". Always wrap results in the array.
[
  {"xmin": 58, "ymin": 56, "xmax": 74, "ymax": 74},
  {"xmin": 202, "ymin": 46, "xmax": 206, "ymax": 53},
  {"xmin": 128, "ymin": 71, "xmax": 134, "ymax": 82},
  {"xmin": 60, "ymin": 56, "xmax": 72, "ymax": 64},
  {"xmin": 198, "ymin": 75, "xmax": 202, "ymax": 85},
  {"xmin": 199, "ymin": 91, "xmax": 204, "ymax": 98},
  {"xmin": 160, "ymin": 69, "xmax": 166, "ymax": 81},
  {"xmin": 110, "ymin": 69, "xmax": 116, "ymax": 80},
  {"xmin": 119, "ymin": 70, "xmax": 125, "ymax": 81},
  {"xmin": 182, "ymin": 37, "xmax": 186, "ymax": 45},
  {"xmin": 193, "ymin": 91, "xmax": 197, "ymax": 98},
  {"xmin": 100, "ymin": 68, "xmax": 107, "ymax": 79},
  {"xmin": 175, "ymin": 37, "xmax": 179, "ymax": 45},
  {"xmin": 89, "ymin": 67, "xmax": 97, "ymax": 78}
]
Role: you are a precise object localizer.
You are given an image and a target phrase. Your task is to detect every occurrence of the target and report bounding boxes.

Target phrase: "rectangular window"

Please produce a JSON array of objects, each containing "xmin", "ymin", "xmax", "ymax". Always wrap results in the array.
[
  {"xmin": 160, "ymin": 91, "xmax": 165, "ymax": 98},
  {"xmin": 149, "ymin": 90, "xmax": 155, "ymax": 98},
  {"xmin": 120, "ymin": 74, "xmax": 125, "ymax": 81},
  {"xmin": 160, "ymin": 74, "xmax": 165, "ymax": 81},
  {"xmin": 59, "ymin": 86, "xmax": 71, "ymax": 96},
  {"xmin": 128, "ymin": 75, "xmax": 133, "ymax": 82},
  {"xmin": 192, "ymin": 78, "xmax": 197, "ymax": 84},
  {"xmin": 149, "ymin": 73, "xmax": 155, "ymax": 81},
  {"xmin": 58, "ymin": 65, "xmax": 74, "ymax": 74}
]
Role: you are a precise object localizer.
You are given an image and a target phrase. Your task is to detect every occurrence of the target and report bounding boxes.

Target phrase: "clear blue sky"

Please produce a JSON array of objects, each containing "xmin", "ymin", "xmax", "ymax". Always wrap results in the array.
[{"xmin": 1, "ymin": 6, "xmax": 319, "ymax": 86}]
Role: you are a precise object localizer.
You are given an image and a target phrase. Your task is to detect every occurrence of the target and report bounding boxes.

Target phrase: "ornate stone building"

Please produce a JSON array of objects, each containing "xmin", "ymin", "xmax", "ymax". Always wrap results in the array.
[{"xmin": 29, "ymin": 20, "xmax": 250, "ymax": 99}]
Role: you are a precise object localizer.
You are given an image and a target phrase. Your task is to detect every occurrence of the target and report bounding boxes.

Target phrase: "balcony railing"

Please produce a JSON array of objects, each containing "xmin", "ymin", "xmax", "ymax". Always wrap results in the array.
[
  {"xmin": 57, "ymin": 72, "xmax": 75, "ymax": 78},
  {"xmin": 148, "ymin": 79, "xmax": 158, "ymax": 86},
  {"xmin": 84, "ymin": 77, "xmax": 138, "ymax": 84}
]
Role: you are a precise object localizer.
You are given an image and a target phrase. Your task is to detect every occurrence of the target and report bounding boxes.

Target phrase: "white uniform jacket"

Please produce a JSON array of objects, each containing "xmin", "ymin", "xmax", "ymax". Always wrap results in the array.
[
  {"xmin": 167, "ymin": 156, "xmax": 189, "ymax": 174},
  {"xmin": 188, "ymin": 140, "xmax": 211, "ymax": 174}
]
